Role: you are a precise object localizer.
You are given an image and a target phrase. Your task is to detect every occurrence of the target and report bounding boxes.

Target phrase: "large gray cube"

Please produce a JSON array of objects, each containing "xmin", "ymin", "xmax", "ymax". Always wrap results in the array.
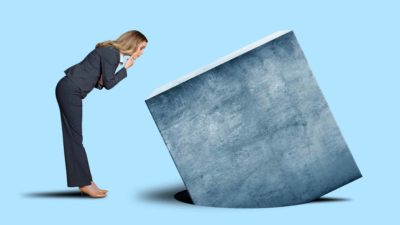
[{"xmin": 145, "ymin": 30, "xmax": 362, "ymax": 208}]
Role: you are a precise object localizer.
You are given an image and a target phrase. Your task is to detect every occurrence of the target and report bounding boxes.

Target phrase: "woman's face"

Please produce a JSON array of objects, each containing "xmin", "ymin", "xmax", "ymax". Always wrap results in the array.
[{"xmin": 132, "ymin": 42, "xmax": 147, "ymax": 59}]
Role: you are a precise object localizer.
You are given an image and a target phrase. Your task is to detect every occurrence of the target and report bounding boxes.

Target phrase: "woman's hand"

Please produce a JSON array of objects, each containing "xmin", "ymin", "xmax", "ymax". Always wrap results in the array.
[
  {"xmin": 124, "ymin": 55, "xmax": 136, "ymax": 69},
  {"xmin": 98, "ymin": 75, "xmax": 104, "ymax": 86},
  {"xmin": 95, "ymin": 74, "xmax": 104, "ymax": 89}
]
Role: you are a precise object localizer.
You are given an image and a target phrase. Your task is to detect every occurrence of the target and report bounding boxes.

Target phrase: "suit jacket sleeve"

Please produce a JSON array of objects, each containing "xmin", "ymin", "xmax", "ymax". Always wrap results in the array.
[
  {"xmin": 100, "ymin": 53, "xmax": 128, "ymax": 90},
  {"xmin": 94, "ymin": 75, "xmax": 104, "ymax": 90}
]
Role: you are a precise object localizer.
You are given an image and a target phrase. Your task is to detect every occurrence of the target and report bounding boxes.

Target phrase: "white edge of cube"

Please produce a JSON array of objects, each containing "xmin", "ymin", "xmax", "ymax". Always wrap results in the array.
[{"xmin": 146, "ymin": 29, "xmax": 292, "ymax": 100}]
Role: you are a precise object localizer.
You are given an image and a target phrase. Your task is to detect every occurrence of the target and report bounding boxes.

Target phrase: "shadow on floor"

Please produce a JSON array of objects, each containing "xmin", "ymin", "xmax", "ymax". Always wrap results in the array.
[
  {"xmin": 23, "ymin": 190, "xmax": 93, "ymax": 199},
  {"xmin": 139, "ymin": 183, "xmax": 351, "ymax": 206},
  {"xmin": 138, "ymin": 183, "xmax": 192, "ymax": 205},
  {"xmin": 310, "ymin": 197, "xmax": 351, "ymax": 203}
]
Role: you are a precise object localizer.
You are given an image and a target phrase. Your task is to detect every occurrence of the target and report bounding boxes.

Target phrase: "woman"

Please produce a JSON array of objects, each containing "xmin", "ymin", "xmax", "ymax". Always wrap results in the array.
[{"xmin": 55, "ymin": 30, "xmax": 147, "ymax": 198}]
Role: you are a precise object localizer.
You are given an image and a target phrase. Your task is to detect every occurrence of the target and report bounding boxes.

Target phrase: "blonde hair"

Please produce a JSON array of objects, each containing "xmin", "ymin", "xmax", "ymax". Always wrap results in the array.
[{"xmin": 96, "ymin": 30, "xmax": 148, "ymax": 55}]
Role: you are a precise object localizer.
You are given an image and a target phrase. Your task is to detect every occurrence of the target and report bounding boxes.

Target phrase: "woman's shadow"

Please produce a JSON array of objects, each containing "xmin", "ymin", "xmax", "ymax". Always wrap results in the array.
[{"xmin": 23, "ymin": 190, "xmax": 92, "ymax": 199}]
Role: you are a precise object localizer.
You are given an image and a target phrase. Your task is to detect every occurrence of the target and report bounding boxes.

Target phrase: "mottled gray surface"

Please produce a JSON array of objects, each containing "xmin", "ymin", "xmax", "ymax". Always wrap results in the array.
[{"xmin": 145, "ymin": 30, "xmax": 361, "ymax": 208}]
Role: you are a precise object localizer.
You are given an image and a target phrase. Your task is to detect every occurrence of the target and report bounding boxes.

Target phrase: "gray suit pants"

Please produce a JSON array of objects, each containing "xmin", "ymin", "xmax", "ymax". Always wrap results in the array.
[{"xmin": 55, "ymin": 76, "xmax": 93, "ymax": 187}]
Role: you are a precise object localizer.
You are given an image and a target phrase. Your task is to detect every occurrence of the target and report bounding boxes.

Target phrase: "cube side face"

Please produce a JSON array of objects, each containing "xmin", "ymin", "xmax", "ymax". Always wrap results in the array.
[{"xmin": 146, "ymin": 31, "xmax": 361, "ymax": 208}]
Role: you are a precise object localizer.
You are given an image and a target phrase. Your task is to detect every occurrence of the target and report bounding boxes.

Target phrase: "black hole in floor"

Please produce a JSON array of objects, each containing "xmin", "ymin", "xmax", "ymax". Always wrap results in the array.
[{"xmin": 174, "ymin": 190, "xmax": 193, "ymax": 204}]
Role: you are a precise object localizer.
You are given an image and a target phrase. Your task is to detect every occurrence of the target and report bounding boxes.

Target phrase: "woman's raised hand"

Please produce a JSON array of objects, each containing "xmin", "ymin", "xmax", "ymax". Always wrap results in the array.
[{"xmin": 124, "ymin": 55, "xmax": 136, "ymax": 69}]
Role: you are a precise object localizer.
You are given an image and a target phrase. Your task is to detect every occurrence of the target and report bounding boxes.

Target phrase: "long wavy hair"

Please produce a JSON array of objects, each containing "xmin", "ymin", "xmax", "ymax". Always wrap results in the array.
[{"xmin": 95, "ymin": 30, "xmax": 148, "ymax": 56}]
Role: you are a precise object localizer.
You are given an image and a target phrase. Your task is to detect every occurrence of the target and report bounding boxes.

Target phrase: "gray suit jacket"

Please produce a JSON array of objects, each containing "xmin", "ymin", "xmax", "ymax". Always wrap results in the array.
[{"xmin": 64, "ymin": 45, "xmax": 127, "ymax": 99}]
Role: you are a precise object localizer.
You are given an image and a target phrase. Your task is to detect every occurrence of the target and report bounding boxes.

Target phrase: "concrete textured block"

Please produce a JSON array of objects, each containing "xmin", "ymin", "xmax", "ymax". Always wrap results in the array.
[{"xmin": 145, "ymin": 30, "xmax": 362, "ymax": 208}]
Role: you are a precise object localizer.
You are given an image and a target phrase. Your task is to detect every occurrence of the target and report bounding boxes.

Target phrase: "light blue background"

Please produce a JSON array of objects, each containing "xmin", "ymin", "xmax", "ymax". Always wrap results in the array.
[{"xmin": 0, "ymin": 0, "xmax": 398, "ymax": 224}]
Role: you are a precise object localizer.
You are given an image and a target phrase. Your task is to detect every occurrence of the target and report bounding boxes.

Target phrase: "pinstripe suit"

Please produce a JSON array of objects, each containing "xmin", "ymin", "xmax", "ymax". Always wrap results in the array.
[{"xmin": 55, "ymin": 45, "xmax": 128, "ymax": 187}]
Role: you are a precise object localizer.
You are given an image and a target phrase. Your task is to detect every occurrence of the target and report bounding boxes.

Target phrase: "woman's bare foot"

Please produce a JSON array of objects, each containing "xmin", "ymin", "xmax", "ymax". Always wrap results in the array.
[
  {"xmin": 79, "ymin": 183, "xmax": 106, "ymax": 198},
  {"xmin": 91, "ymin": 181, "xmax": 108, "ymax": 194}
]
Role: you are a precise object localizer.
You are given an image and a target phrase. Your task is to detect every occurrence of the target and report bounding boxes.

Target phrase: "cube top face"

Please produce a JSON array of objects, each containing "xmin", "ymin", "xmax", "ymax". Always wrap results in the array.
[{"xmin": 146, "ymin": 30, "xmax": 361, "ymax": 208}]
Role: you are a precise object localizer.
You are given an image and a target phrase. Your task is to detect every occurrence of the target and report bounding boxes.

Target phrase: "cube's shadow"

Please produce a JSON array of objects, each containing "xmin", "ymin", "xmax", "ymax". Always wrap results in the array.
[
  {"xmin": 140, "ymin": 184, "xmax": 351, "ymax": 207},
  {"xmin": 174, "ymin": 190, "xmax": 350, "ymax": 206}
]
